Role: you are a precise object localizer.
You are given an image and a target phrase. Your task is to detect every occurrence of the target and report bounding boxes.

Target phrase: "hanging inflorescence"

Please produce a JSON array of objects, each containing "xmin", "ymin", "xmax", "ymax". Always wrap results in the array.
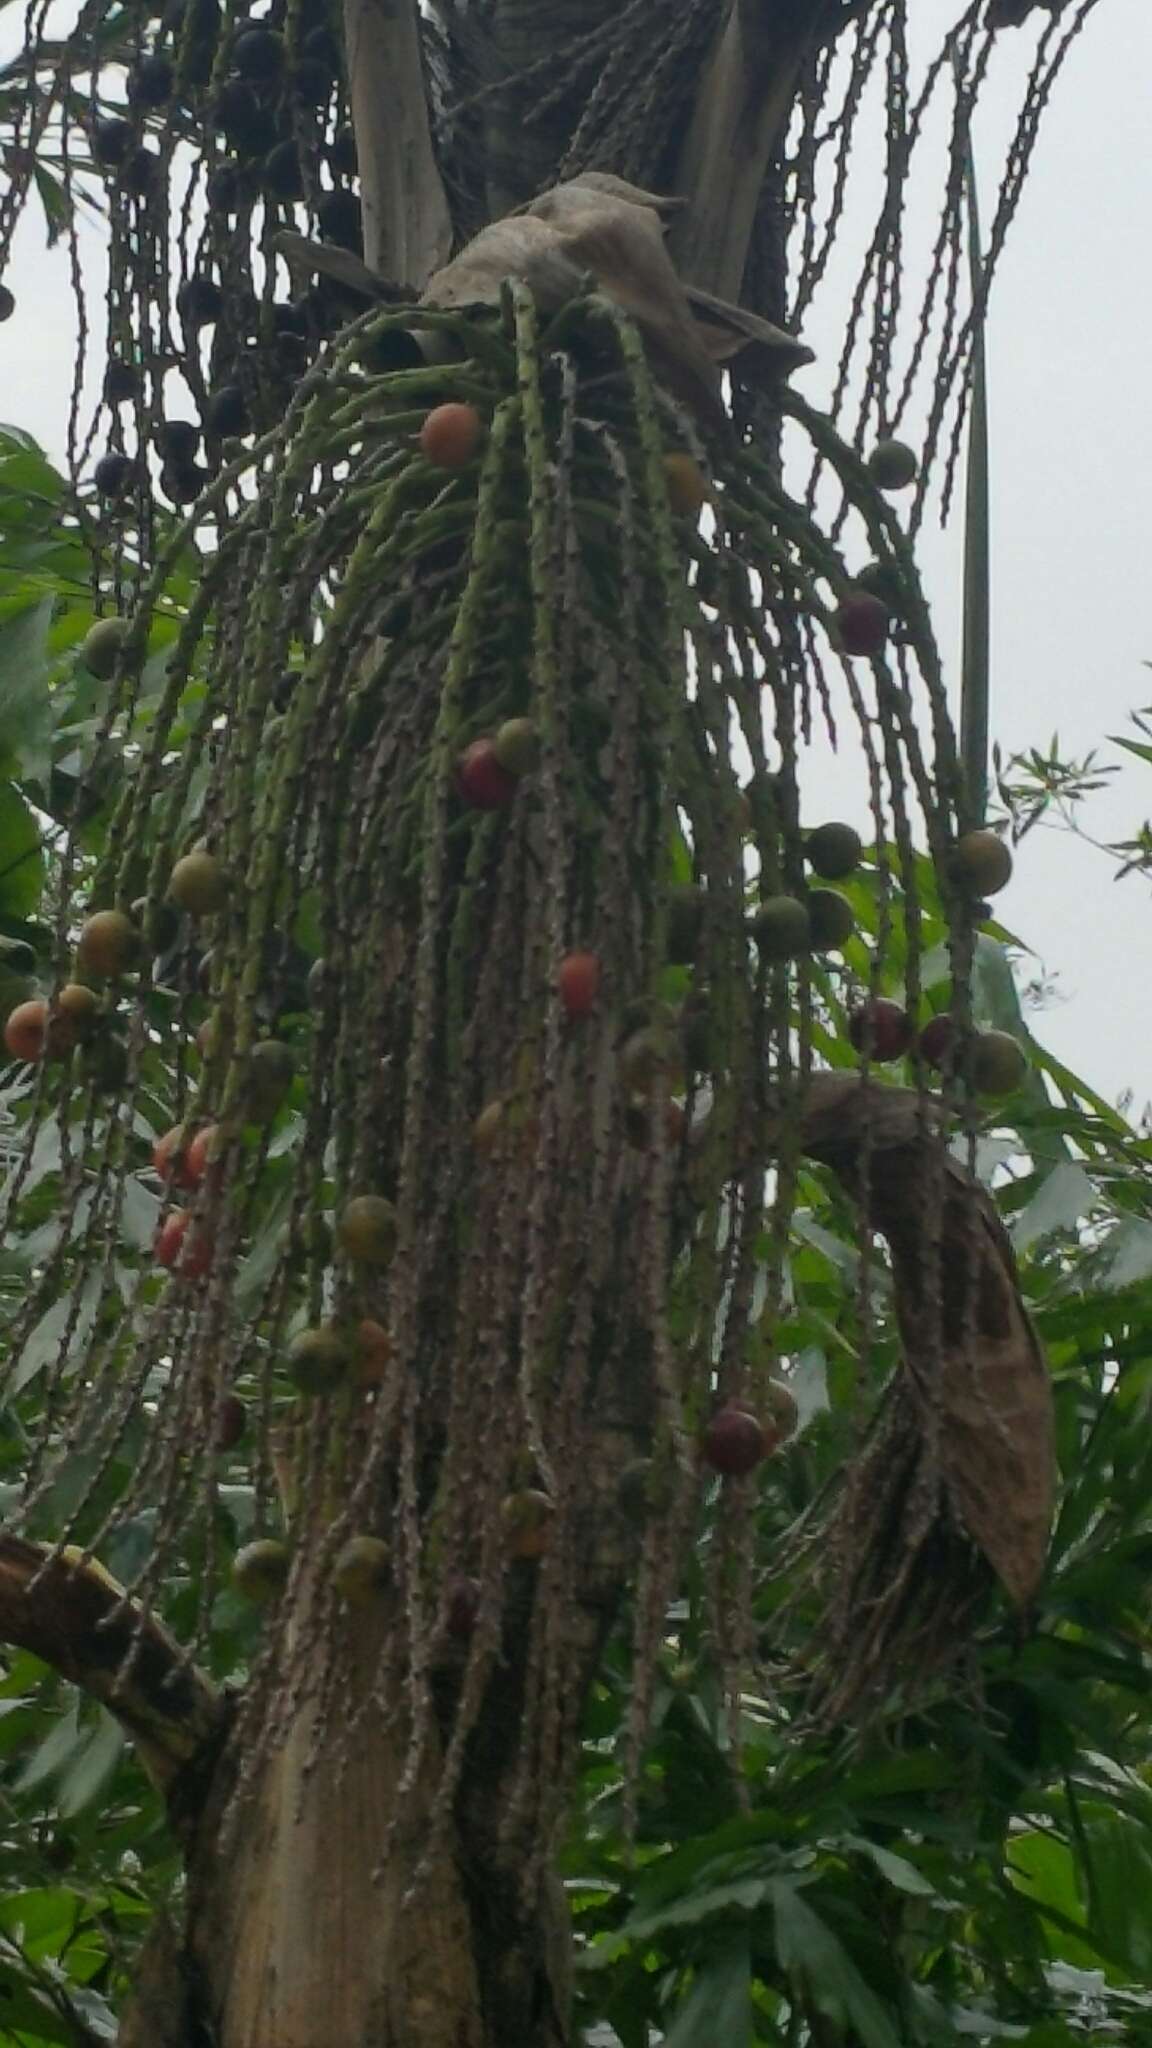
[{"xmin": 0, "ymin": 274, "xmax": 1022, "ymax": 1848}]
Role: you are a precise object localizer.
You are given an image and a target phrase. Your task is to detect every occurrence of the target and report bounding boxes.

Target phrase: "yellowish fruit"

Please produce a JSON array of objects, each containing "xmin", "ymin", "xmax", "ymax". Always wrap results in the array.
[
  {"xmin": 663, "ymin": 452, "xmax": 708, "ymax": 518},
  {"xmin": 332, "ymin": 1534, "xmax": 389, "ymax": 1604},
  {"xmin": 337, "ymin": 1194, "xmax": 397, "ymax": 1265},
  {"xmin": 168, "ymin": 849, "xmax": 229, "ymax": 917},
  {"xmin": 232, "ymin": 1538, "xmax": 290, "ymax": 1602},
  {"xmin": 76, "ymin": 909, "xmax": 142, "ymax": 980},
  {"xmin": 953, "ymin": 829, "xmax": 1013, "ymax": 898},
  {"xmin": 288, "ymin": 1325, "xmax": 351, "ymax": 1395},
  {"xmin": 501, "ymin": 1487, "xmax": 555, "ymax": 1561},
  {"xmin": 81, "ymin": 616, "xmax": 130, "ymax": 680}
]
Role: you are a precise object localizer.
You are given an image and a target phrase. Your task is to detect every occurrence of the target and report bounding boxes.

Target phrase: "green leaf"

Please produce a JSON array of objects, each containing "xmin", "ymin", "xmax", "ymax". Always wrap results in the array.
[
  {"xmin": 663, "ymin": 1938, "xmax": 753, "ymax": 2048},
  {"xmin": 769, "ymin": 1880, "xmax": 902, "ymax": 2048},
  {"xmin": 0, "ymin": 781, "xmax": 44, "ymax": 919},
  {"xmin": 56, "ymin": 1709, "xmax": 124, "ymax": 1819}
]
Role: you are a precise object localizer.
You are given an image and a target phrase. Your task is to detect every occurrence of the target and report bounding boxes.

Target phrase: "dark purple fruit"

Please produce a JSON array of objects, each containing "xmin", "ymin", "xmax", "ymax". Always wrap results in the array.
[
  {"xmin": 301, "ymin": 24, "xmax": 338, "ymax": 66},
  {"xmin": 177, "ymin": 275, "xmax": 223, "ymax": 329},
  {"xmin": 160, "ymin": 462, "xmax": 208, "ymax": 506},
  {"xmin": 867, "ymin": 438, "xmax": 918, "ymax": 491},
  {"xmin": 93, "ymin": 452, "xmax": 134, "ymax": 498},
  {"xmin": 129, "ymin": 53, "xmax": 174, "ymax": 105},
  {"xmin": 272, "ymin": 298, "xmax": 308, "ymax": 337},
  {"xmin": 445, "ymin": 1575, "xmax": 481, "ymax": 1640},
  {"xmin": 206, "ymin": 164, "xmax": 242, "ymax": 214},
  {"xmin": 121, "ymin": 147, "xmax": 160, "ymax": 198},
  {"xmin": 92, "ymin": 116, "xmax": 134, "ymax": 168},
  {"xmin": 233, "ymin": 26, "xmax": 282, "ymax": 76},
  {"xmin": 848, "ymin": 996, "xmax": 913, "ymax": 1062},
  {"xmin": 317, "ymin": 188, "xmax": 362, "ymax": 251},
  {"xmin": 272, "ymin": 669, "xmax": 298, "ymax": 713},
  {"xmin": 807, "ymin": 889, "xmax": 855, "ymax": 950},
  {"xmin": 290, "ymin": 57, "xmax": 332, "ymax": 104},
  {"xmin": 262, "ymin": 141, "xmax": 303, "ymax": 200},
  {"xmin": 918, "ymin": 1013, "xmax": 956, "ymax": 1070},
  {"xmin": 103, "ymin": 359, "xmax": 138, "ymax": 403},
  {"xmin": 328, "ymin": 124, "xmax": 357, "ymax": 177},
  {"xmin": 213, "ymin": 80, "xmax": 273, "ymax": 153},
  {"xmin": 204, "ymin": 384, "xmax": 249, "ymax": 437},
  {"xmin": 702, "ymin": 1404, "xmax": 768, "ymax": 1477},
  {"xmin": 156, "ymin": 418, "xmax": 200, "ymax": 463},
  {"xmin": 836, "ymin": 590, "xmax": 890, "ymax": 658},
  {"xmin": 806, "ymin": 820, "xmax": 862, "ymax": 880},
  {"xmin": 0, "ymin": 284, "xmax": 15, "ymax": 322}
]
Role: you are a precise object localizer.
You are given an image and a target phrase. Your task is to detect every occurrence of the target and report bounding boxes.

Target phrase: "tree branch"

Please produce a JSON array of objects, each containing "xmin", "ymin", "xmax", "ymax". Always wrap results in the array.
[
  {"xmin": 342, "ymin": 0, "xmax": 453, "ymax": 287},
  {"xmin": 0, "ymin": 1537, "xmax": 227, "ymax": 1803}
]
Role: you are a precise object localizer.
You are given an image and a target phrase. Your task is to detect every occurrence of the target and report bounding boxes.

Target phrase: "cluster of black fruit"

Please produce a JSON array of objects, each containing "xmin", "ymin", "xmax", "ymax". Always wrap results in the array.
[{"xmin": 91, "ymin": 0, "xmax": 363, "ymax": 505}]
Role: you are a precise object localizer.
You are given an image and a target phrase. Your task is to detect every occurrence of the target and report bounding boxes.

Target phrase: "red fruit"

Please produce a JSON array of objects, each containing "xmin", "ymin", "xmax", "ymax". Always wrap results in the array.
[
  {"xmin": 848, "ymin": 997, "xmax": 913, "ymax": 1063},
  {"xmin": 419, "ymin": 402, "xmax": 483, "ymax": 470},
  {"xmin": 153, "ymin": 1123, "xmax": 199, "ymax": 1188},
  {"xmin": 3, "ymin": 999, "xmax": 47, "ymax": 1061},
  {"xmin": 702, "ymin": 1404, "xmax": 768, "ymax": 1477},
  {"xmin": 214, "ymin": 1394, "xmax": 247, "ymax": 1450},
  {"xmin": 835, "ymin": 590, "xmax": 890, "ymax": 658},
  {"xmin": 187, "ymin": 1122, "xmax": 224, "ymax": 1183},
  {"xmin": 446, "ymin": 1574, "xmax": 481, "ymax": 1640},
  {"xmin": 918, "ymin": 1013, "xmax": 957, "ymax": 1070},
  {"xmin": 457, "ymin": 738, "xmax": 517, "ymax": 811},
  {"xmin": 557, "ymin": 950, "xmax": 601, "ymax": 1017},
  {"xmin": 155, "ymin": 1209, "xmax": 214, "ymax": 1278}
]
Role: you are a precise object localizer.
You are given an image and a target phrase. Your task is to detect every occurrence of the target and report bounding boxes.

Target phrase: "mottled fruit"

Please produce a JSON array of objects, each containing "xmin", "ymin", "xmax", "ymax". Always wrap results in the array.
[
  {"xmin": 76, "ymin": 909, "xmax": 141, "ymax": 980},
  {"xmin": 836, "ymin": 590, "xmax": 890, "ymax": 658},
  {"xmin": 970, "ymin": 1028, "xmax": 1028, "ymax": 1097},
  {"xmin": 337, "ymin": 1194, "xmax": 397, "ymax": 1265},
  {"xmin": 458, "ymin": 738, "xmax": 517, "ymax": 810},
  {"xmin": 751, "ymin": 894, "xmax": 811, "ymax": 963},
  {"xmin": 333, "ymin": 1535, "xmax": 389, "ymax": 1605},
  {"xmin": 848, "ymin": 997, "xmax": 913, "ymax": 1063},
  {"xmin": 806, "ymin": 821, "xmax": 862, "ymax": 880},
  {"xmin": 168, "ymin": 849, "xmax": 228, "ymax": 917},
  {"xmin": 557, "ymin": 950, "xmax": 601, "ymax": 1017},
  {"xmin": 867, "ymin": 438, "xmax": 919, "ymax": 491},
  {"xmin": 82, "ymin": 617, "xmax": 130, "ymax": 680},
  {"xmin": 288, "ymin": 1325, "xmax": 351, "ymax": 1395},
  {"xmin": 807, "ymin": 889, "xmax": 855, "ymax": 951},
  {"xmin": 953, "ymin": 828, "xmax": 1013, "ymax": 898},
  {"xmin": 232, "ymin": 1538, "xmax": 290, "ymax": 1602},
  {"xmin": 702, "ymin": 1404, "xmax": 768, "ymax": 1477},
  {"xmin": 419, "ymin": 402, "xmax": 483, "ymax": 470}
]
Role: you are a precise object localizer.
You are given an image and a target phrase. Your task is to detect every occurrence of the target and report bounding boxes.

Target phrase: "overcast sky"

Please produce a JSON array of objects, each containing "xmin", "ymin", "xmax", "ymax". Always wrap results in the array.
[{"xmin": 0, "ymin": 0, "xmax": 1148, "ymax": 1107}]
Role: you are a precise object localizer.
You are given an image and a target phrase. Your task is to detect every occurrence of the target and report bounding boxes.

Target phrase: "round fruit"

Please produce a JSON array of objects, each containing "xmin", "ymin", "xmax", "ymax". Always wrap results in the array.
[
  {"xmin": 953, "ymin": 828, "xmax": 1013, "ymax": 898},
  {"xmin": 168, "ymin": 850, "xmax": 228, "ymax": 917},
  {"xmin": 807, "ymin": 889, "xmax": 855, "ymax": 951},
  {"xmin": 214, "ymin": 1394, "xmax": 247, "ymax": 1451},
  {"xmin": 234, "ymin": 25, "xmax": 282, "ymax": 75},
  {"xmin": 104, "ymin": 359, "xmax": 138, "ymax": 403},
  {"xmin": 121, "ymin": 146, "xmax": 159, "ymax": 198},
  {"xmin": 92, "ymin": 116, "xmax": 133, "ymax": 167},
  {"xmin": 205, "ymin": 385, "xmax": 249, "ymax": 438},
  {"xmin": 337, "ymin": 1194, "xmax": 397, "ymax": 1265},
  {"xmin": 666, "ymin": 884, "xmax": 707, "ymax": 965},
  {"xmin": 970, "ymin": 1029, "xmax": 1028, "ymax": 1098},
  {"xmin": 751, "ymin": 894, "xmax": 811, "ymax": 962},
  {"xmin": 0, "ymin": 284, "xmax": 14, "ymax": 322},
  {"xmin": 93, "ymin": 453, "xmax": 133, "ymax": 499},
  {"xmin": 154, "ymin": 1209, "xmax": 215, "ymax": 1278},
  {"xmin": 156, "ymin": 419, "xmax": 199, "ymax": 464},
  {"xmin": 854, "ymin": 558, "xmax": 903, "ymax": 611},
  {"xmin": 82, "ymin": 1034, "xmax": 129, "ymax": 1091},
  {"xmin": 317, "ymin": 188, "xmax": 362, "ymax": 249},
  {"xmin": 445, "ymin": 1574, "xmax": 481, "ymax": 1639},
  {"xmin": 806, "ymin": 821, "xmax": 863, "ymax": 880},
  {"xmin": 288, "ymin": 1325, "xmax": 350, "ymax": 1395},
  {"xmin": 501, "ymin": 1487, "xmax": 555, "ymax": 1561},
  {"xmin": 332, "ymin": 1534, "xmax": 389, "ymax": 1605},
  {"xmin": 76, "ymin": 909, "xmax": 141, "ymax": 979},
  {"xmin": 129, "ymin": 53, "xmax": 174, "ymax": 104},
  {"xmin": 918, "ymin": 1013, "xmax": 956, "ymax": 1070},
  {"xmin": 457, "ymin": 738, "xmax": 517, "ymax": 810},
  {"xmin": 354, "ymin": 1319, "xmax": 392, "ymax": 1388},
  {"xmin": 702, "ymin": 1404, "xmax": 768, "ymax": 1477},
  {"xmin": 186, "ymin": 1122, "xmax": 224, "ymax": 1183},
  {"xmin": 472, "ymin": 1098, "xmax": 505, "ymax": 1154},
  {"xmin": 836, "ymin": 590, "xmax": 890, "ymax": 658},
  {"xmin": 867, "ymin": 438, "xmax": 918, "ymax": 491},
  {"xmin": 329, "ymin": 123, "xmax": 357, "ymax": 176},
  {"xmin": 620, "ymin": 1027, "xmax": 668, "ymax": 1092},
  {"xmin": 232, "ymin": 1537, "xmax": 290, "ymax": 1602},
  {"xmin": 81, "ymin": 616, "xmax": 130, "ymax": 680},
  {"xmin": 161, "ymin": 462, "xmax": 207, "ymax": 507},
  {"xmin": 557, "ymin": 950, "xmax": 601, "ymax": 1018},
  {"xmin": 177, "ymin": 275, "xmax": 223, "ymax": 328},
  {"xmin": 4, "ymin": 999, "xmax": 51, "ymax": 1062},
  {"xmin": 245, "ymin": 1038, "xmax": 295, "ymax": 1120},
  {"xmin": 624, "ymin": 1098, "xmax": 686, "ymax": 1148},
  {"xmin": 55, "ymin": 982, "xmax": 100, "ymax": 1040},
  {"xmin": 419, "ymin": 402, "xmax": 483, "ymax": 470},
  {"xmin": 492, "ymin": 717, "xmax": 539, "ymax": 776},
  {"xmin": 848, "ymin": 996, "xmax": 913, "ymax": 1063},
  {"xmin": 763, "ymin": 1380, "xmax": 799, "ymax": 1443},
  {"xmin": 663, "ymin": 452, "xmax": 708, "ymax": 518}
]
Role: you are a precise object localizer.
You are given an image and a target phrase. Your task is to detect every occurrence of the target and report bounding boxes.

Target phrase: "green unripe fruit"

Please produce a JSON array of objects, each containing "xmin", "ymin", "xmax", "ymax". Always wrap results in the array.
[
  {"xmin": 337, "ymin": 1194, "xmax": 397, "ymax": 1265},
  {"xmin": 867, "ymin": 438, "xmax": 918, "ymax": 491},
  {"xmin": 246, "ymin": 1038, "xmax": 295, "ymax": 1120},
  {"xmin": 332, "ymin": 1535, "xmax": 389, "ymax": 1604},
  {"xmin": 232, "ymin": 1538, "xmax": 290, "ymax": 1601},
  {"xmin": 806, "ymin": 821, "xmax": 863, "ymax": 880},
  {"xmin": 492, "ymin": 717, "xmax": 539, "ymax": 776},
  {"xmin": 953, "ymin": 829, "xmax": 1013, "ymax": 898},
  {"xmin": 168, "ymin": 849, "xmax": 229, "ymax": 917},
  {"xmin": 807, "ymin": 889, "xmax": 855, "ymax": 951},
  {"xmin": 287, "ymin": 1325, "xmax": 351, "ymax": 1395},
  {"xmin": 970, "ymin": 1029, "xmax": 1028, "ymax": 1098},
  {"xmin": 751, "ymin": 894, "xmax": 811, "ymax": 962},
  {"xmin": 81, "ymin": 616, "xmax": 131, "ymax": 680}
]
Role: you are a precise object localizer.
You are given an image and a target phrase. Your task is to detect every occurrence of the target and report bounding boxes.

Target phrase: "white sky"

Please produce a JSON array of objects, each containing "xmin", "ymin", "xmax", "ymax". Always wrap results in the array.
[{"xmin": 0, "ymin": 0, "xmax": 1149, "ymax": 1107}]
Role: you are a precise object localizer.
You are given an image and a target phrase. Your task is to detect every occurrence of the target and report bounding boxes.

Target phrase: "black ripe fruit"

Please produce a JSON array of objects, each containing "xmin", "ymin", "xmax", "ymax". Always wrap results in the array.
[
  {"xmin": 806, "ymin": 820, "xmax": 862, "ymax": 880},
  {"xmin": 130, "ymin": 53, "xmax": 174, "ymax": 104},
  {"xmin": 206, "ymin": 164, "xmax": 242, "ymax": 214},
  {"xmin": 836, "ymin": 590, "xmax": 890, "ymax": 658},
  {"xmin": 122, "ymin": 147, "xmax": 160, "ymax": 197},
  {"xmin": 93, "ymin": 452, "xmax": 134, "ymax": 498},
  {"xmin": 92, "ymin": 116, "xmax": 134, "ymax": 168},
  {"xmin": 867, "ymin": 438, "xmax": 919, "ymax": 491},
  {"xmin": 104, "ymin": 359, "xmax": 139, "ymax": 403},
  {"xmin": 233, "ymin": 25, "xmax": 282, "ymax": 76},
  {"xmin": 290, "ymin": 57, "xmax": 331, "ymax": 104},
  {"xmin": 156, "ymin": 419, "xmax": 200, "ymax": 464},
  {"xmin": 329, "ymin": 123, "xmax": 357, "ymax": 176},
  {"xmin": 160, "ymin": 463, "xmax": 208, "ymax": 506},
  {"xmin": 808, "ymin": 889, "xmax": 855, "ymax": 951},
  {"xmin": 205, "ymin": 385, "xmax": 249, "ymax": 437},
  {"xmin": 177, "ymin": 276, "xmax": 223, "ymax": 329},
  {"xmin": 0, "ymin": 284, "xmax": 14, "ymax": 323},
  {"xmin": 262, "ymin": 141, "xmax": 303, "ymax": 201},
  {"xmin": 317, "ymin": 188, "xmax": 362, "ymax": 251}
]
